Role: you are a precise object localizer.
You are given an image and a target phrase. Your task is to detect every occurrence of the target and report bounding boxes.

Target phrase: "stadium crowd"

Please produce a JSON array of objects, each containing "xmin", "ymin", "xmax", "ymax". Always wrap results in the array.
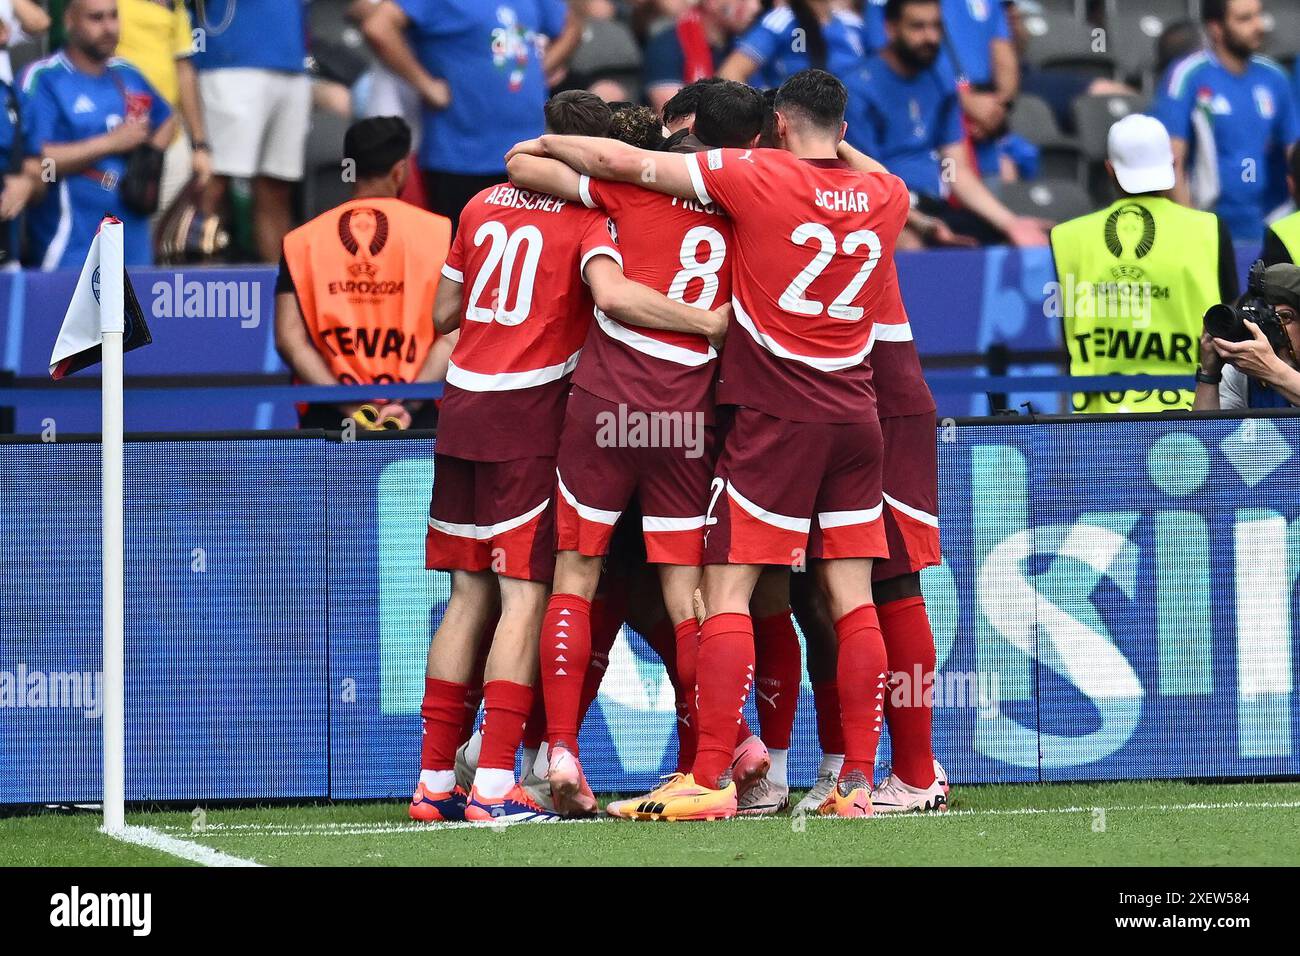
[{"xmin": 0, "ymin": 1, "xmax": 1295, "ymax": 271}]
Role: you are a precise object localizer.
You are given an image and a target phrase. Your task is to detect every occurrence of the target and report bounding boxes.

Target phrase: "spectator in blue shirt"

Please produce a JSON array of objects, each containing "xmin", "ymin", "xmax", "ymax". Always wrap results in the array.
[
  {"xmin": 868, "ymin": 0, "xmax": 1019, "ymax": 167},
  {"xmin": 21, "ymin": 0, "xmax": 173, "ymax": 271},
  {"xmin": 363, "ymin": 0, "xmax": 583, "ymax": 231},
  {"xmin": 192, "ymin": 0, "xmax": 309, "ymax": 263},
  {"xmin": 1154, "ymin": 0, "xmax": 1299, "ymax": 241},
  {"xmin": 0, "ymin": 19, "xmax": 43, "ymax": 265},
  {"xmin": 642, "ymin": 0, "xmax": 759, "ymax": 113},
  {"xmin": 846, "ymin": 0, "xmax": 1046, "ymax": 248},
  {"xmin": 718, "ymin": 0, "xmax": 867, "ymax": 89}
]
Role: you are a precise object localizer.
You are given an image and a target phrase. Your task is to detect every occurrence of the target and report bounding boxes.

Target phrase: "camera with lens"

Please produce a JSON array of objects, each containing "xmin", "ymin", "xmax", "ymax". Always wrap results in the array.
[{"xmin": 1204, "ymin": 260, "xmax": 1290, "ymax": 354}]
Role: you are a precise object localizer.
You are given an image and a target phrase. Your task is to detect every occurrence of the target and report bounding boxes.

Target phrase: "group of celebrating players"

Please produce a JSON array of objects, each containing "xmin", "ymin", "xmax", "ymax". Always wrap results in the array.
[{"xmin": 408, "ymin": 68, "xmax": 949, "ymax": 823}]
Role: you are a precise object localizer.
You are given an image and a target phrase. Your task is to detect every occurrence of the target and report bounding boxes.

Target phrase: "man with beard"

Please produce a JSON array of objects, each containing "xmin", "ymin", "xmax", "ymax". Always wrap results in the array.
[
  {"xmin": 1154, "ymin": 0, "xmax": 1298, "ymax": 241},
  {"xmin": 21, "ymin": 0, "xmax": 174, "ymax": 268},
  {"xmin": 844, "ymin": 0, "xmax": 1044, "ymax": 248}
]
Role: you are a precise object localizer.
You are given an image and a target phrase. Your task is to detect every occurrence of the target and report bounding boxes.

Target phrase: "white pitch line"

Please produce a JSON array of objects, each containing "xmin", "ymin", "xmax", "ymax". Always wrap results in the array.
[
  {"xmin": 103, "ymin": 824, "xmax": 263, "ymax": 866},
  {"xmin": 146, "ymin": 799, "xmax": 1300, "ymax": 838}
]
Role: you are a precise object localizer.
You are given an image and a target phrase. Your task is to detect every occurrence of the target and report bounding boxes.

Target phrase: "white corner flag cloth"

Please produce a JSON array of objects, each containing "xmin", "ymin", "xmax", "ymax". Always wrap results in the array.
[{"xmin": 48, "ymin": 217, "xmax": 150, "ymax": 380}]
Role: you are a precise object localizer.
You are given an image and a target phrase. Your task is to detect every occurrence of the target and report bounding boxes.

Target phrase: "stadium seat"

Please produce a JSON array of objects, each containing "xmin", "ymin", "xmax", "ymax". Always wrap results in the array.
[
  {"xmin": 1072, "ymin": 93, "xmax": 1148, "ymax": 162},
  {"xmin": 301, "ymin": 109, "xmax": 353, "ymax": 222},
  {"xmin": 1105, "ymin": 12, "xmax": 1169, "ymax": 83},
  {"xmin": 1011, "ymin": 94, "xmax": 1086, "ymax": 182},
  {"xmin": 1263, "ymin": 4, "xmax": 1300, "ymax": 60},
  {"xmin": 1000, "ymin": 178, "xmax": 1096, "ymax": 223},
  {"xmin": 1011, "ymin": 93, "xmax": 1075, "ymax": 147},
  {"xmin": 309, "ymin": 0, "xmax": 359, "ymax": 49},
  {"xmin": 1021, "ymin": 11, "xmax": 1116, "ymax": 79},
  {"xmin": 1104, "ymin": 0, "xmax": 1194, "ymax": 19}
]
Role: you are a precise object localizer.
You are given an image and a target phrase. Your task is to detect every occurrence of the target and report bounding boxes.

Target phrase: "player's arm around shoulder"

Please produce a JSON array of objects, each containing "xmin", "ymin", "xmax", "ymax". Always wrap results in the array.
[
  {"xmin": 584, "ymin": 255, "xmax": 730, "ymax": 348},
  {"xmin": 836, "ymin": 139, "xmax": 890, "ymax": 176},
  {"xmin": 511, "ymin": 134, "xmax": 697, "ymax": 201},
  {"xmin": 504, "ymin": 153, "xmax": 584, "ymax": 203}
]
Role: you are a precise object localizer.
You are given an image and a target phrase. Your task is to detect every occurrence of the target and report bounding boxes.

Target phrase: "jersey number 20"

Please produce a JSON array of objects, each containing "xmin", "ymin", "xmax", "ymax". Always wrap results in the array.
[{"xmin": 467, "ymin": 221, "xmax": 543, "ymax": 326}]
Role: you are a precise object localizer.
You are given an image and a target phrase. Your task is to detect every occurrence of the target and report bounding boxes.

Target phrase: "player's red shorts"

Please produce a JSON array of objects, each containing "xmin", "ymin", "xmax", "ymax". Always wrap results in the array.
[
  {"xmin": 425, "ymin": 452, "xmax": 557, "ymax": 583},
  {"xmin": 873, "ymin": 411, "xmax": 942, "ymax": 582},
  {"xmin": 703, "ymin": 406, "xmax": 886, "ymax": 566},
  {"xmin": 555, "ymin": 386, "xmax": 714, "ymax": 566}
]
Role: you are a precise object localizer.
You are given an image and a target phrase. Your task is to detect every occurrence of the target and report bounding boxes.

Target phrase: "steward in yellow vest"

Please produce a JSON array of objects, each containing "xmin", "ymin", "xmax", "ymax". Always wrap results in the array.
[
  {"xmin": 1049, "ymin": 115, "xmax": 1239, "ymax": 413},
  {"xmin": 1262, "ymin": 149, "xmax": 1300, "ymax": 266},
  {"xmin": 1268, "ymin": 211, "xmax": 1300, "ymax": 265}
]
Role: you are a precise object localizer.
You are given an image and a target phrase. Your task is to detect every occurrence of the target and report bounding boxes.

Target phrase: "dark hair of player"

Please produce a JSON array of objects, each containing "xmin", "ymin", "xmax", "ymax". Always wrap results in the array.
[
  {"xmin": 885, "ymin": 0, "xmax": 939, "ymax": 21},
  {"xmin": 693, "ymin": 81, "xmax": 765, "ymax": 148},
  {"xmin": 609, "ymin": 104, "xmax": 666, "ymax": 150},
  {"xmin": 788, "ymin": 0, "xmax": 829, "ymax": 70},
  {"xmin": 343, "ymin": 116, "xmax": 412, "ymax": 178},
  {"xmin": 662, "ymin": 128, "xmax": 691, "ymax": 152},
  {"xmin": 758, "ymin": 88, "xmax": 779, "ymax": 148},
  {"xmin": 544, "ymin": 90, "xmax": 614, "ymax": 137},
  {"xmin": 1201, "ymin": 0, "xmax": 1233, "ymax": 25},
  {"xmin": 773, "ymin": 69, "xmax": 848, "ymax": 134},
  {"xmin": 661, "ymin": 76, "xmax": 726, "ymax": 127}
]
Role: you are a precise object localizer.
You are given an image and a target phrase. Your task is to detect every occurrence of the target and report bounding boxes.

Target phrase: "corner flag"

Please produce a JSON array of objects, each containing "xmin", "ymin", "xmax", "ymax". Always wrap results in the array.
[
  {"xmin": 48, "ymin": 216, "xmax": 149, "ymax": 833},
  {"xmin": 48, "ymin": 217, "xmax": 151, "ymax": 380}
]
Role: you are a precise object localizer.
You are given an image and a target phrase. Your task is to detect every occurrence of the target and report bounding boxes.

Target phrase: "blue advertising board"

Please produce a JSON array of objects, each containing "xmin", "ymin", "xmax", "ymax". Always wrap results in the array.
[
  {"xmin": 0, "ymin": 247, "xmax": 1269, "ymax": 432},
  {"xmin": 1, "ymin": 415, "xmax": 1296, "ymax": 805}
]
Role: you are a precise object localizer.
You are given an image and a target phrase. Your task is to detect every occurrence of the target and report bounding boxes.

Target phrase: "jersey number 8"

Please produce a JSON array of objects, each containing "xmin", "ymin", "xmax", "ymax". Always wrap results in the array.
[{"xmin": 667, "ymin": 225, "xmax": 727, "ymax": 311}]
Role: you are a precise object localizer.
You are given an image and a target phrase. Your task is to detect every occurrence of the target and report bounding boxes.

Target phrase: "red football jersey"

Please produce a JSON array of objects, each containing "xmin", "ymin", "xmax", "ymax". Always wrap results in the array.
[
  {"xmin": 571, "ymin": 176, "xmax": 731, "ymax": 417},
  {"xmin": 871, "ymin": 262, "xmax": 935, "ymax": 419},
  {"xmin": 684, "ymin": 148, "xmax": 910, "ymax": 423},
  {"xmin": 438, "ymin": 183, "xmax": 621, "ymax": 461}
]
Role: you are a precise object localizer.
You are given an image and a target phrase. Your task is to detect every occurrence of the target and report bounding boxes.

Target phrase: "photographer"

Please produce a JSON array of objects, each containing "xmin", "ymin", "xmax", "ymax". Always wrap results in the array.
[{"xmin": 1194, "ymin": 263, "xmax": 1300, "ymax": 410}]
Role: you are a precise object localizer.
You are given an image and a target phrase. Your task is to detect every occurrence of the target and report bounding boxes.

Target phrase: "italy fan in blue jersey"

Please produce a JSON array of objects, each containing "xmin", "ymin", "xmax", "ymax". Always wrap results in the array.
[
  {"xmin": 1154, "ymin": 0, "xmax": 1299, "ymax": 241},
  {"xmin": 718, "ymin": 0, "xmax": 867, "ymax": 88},
  {"xmin": 21, "ymin": 0, "xmax": 173, "ymax": 271}
]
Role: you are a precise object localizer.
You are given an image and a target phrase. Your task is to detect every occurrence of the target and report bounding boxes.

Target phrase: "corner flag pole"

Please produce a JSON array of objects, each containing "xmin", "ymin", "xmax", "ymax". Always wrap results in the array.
[
  {"xmin": 99, "ymin": 221, "xmax": 126, "ymax": 833},
  {"xmin": 48, "ymin": 216, "xmax": 146, "ymax": 831}
]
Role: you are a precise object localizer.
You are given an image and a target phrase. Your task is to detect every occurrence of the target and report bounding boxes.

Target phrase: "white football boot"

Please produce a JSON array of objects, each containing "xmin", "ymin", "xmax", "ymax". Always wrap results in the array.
[
  {"xmin": 934, "ymin": 758, "xmax": 949, "ymax": 795},
  {"xmin": 454, "ymin": 730, "xmax": 481, "ymax": 795},
  {"xmin": 736, "ymin": 776, "xmax": 790, "ymax": 816},
  {"xmin": 793, "ymin": 766, "xmax": 838, "ymax": 816},
  {"xmin": 870, "ymin": 771, "xmax": 948, "ymax": 813}
]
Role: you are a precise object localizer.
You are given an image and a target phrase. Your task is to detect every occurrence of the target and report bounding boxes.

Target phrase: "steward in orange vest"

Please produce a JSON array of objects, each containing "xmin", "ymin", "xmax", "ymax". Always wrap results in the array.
[{"xmin": 276, "ymin": 116, "xmax": 453, "ymax": 430}]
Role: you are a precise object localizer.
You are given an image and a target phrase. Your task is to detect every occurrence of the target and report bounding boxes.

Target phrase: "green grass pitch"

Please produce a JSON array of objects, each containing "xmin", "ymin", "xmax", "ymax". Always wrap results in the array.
[{"xmin": 3, "ymin": 780, "xmax": 1299, "ymax": 867}]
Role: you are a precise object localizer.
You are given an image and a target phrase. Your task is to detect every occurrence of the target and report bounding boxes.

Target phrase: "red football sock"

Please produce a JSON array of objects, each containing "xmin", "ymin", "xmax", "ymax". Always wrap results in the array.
[
  {"xmin": 478, "ymin": 680, "xmax": 533, "ymax": 771},
  {"xmin": 461, "ymin": 683, "xmax": 483, "ymax": 742},
  {"xmin": 672, "ymin": 618, "xmax": 699, "ymax": 773},
  {"xmin": 521, "ymin": 681, "xmax": 547, "ymax": 750},
  {"xmin": 460, "ymin": 618, "xmax": 494, "ymax": 741},
  {"xmin": 541, "ymin": 593, "xmax": 591, "ymax": 753},
  {"xmin": 753, "ymin": 610, "xmax": 801, "ymax": 749},
  {"xmin": 577, "ymin": 593, "xmax": 624, "ymax": 725},
  {"xmin": 880, "ymin": 595, "xmax": 937, "ymax": 788},
  {"xmin": 812, "ymin": 680, "xmax": 845, "ymax": 755},
  {"xmin": 736, "ymin": 714, "xmax": 755, "ymax": 745},
  {"xmin": 420, "ymin": 678, "xmax": 468, "ymax": 772},
  {"xmin": 834, "ymin": 604, "xmax": 888, "ymax": 781},
  {"xmin": 691, "ymin": 612, "xmax": 755, "ymax": 789}
]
